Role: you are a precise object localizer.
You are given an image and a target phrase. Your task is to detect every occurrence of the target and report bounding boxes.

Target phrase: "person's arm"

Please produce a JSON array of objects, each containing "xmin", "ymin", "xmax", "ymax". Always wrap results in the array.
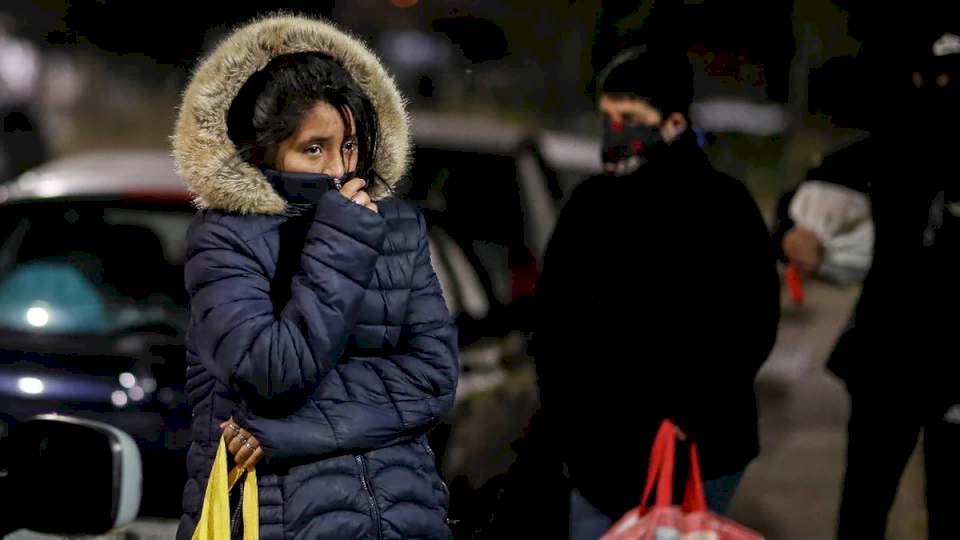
[
  {"xmin": 808, "ymin": 138, "xmax": 874, "ymax": 195},
  {"xmin": 234, "ymin": 210, "xmax": 459, "ymax": 461},
  {"xmin": 779, "ymin": 139, "xmax": 876, "ymax": 270},
  {"xmin": 663, "ymin": 180, "xmax": 780, "ymax": 443},
  {"xmin": 729, "ymin": 183, "xmax": 782, "ymax": 377},
  {"xmin": 785, "ymin": 178, "xmax": 874, "ymax": 276},
  {"xmin": 530, "ymin": 181, "xmax": 605, "ymax": 424},
  {"xmin": 687, "ymin": 179, "xmax": 781, "ymax": 384},
  {"xmin": 817, "ymin": 219, "xmax": 874, "ymax": 283},
  {"xmin": 185, "ymin": 189, "xmax": 387, "ymax": 415},
  {"xmin": 770, "ymin": 187, "xmax": 798, "ymax": 263}
]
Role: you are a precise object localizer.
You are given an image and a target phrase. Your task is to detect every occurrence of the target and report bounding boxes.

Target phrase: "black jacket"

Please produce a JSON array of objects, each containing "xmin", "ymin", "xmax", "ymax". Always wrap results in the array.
[
  {"xmin": 772, "ymin": 135, "xmax": 960, "ymax": 395},
  {"xmin": 533, "ymin": 131, "xmax": 780, "ymax": 519}
]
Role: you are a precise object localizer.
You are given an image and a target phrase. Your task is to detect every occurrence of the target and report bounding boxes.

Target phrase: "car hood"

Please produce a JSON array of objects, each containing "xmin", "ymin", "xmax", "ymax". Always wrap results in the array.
[
  {"xmin": 0, "ymin": 363, "xmax": 118, "ymax": 403},
  {"xmin": 0, "ymin": 336, "xmax": 179, "ymax": 404}
]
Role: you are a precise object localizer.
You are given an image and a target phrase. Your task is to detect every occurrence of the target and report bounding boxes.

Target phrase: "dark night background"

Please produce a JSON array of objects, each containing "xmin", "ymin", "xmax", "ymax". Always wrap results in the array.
[{"xmin": 0, "ymin": 2, "xmax": 952, "ymax": 538}]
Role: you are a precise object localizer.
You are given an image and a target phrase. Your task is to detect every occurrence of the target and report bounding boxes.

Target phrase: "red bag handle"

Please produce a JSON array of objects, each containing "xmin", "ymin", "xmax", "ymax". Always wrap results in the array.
[
  {"xmin": 656, "ymin": 425, "xmax": 677, "ymax": 508},
  {"xmin": 637, "ymin": 420, "xmax": 674, "ymax": 513},
  {"xmin": 681, "ymin": 443, "xmax": 708, "ymax": 513},
  {"xmin": 638, "ymin": 420, "xmax": 709, "ymax": 514}
]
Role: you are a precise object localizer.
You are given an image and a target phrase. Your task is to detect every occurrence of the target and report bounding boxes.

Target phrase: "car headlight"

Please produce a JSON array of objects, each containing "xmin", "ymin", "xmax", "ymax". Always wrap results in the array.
[
  {"xmin": 113, "ymin": 372, "xmax": 158, "ymax": 408},
  {"xmin": 17, "ymin": 377, "xmax": 45, "ymax": 395}
]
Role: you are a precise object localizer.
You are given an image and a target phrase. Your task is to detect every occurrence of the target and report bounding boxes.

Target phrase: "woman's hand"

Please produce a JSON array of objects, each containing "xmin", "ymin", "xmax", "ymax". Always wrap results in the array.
[
  {"xmin": 221, "ymin": 417, "xmax": 264, "ymax": 470},
  {"xmin": 339, "ymin": 178, "xmax": 378, "ymax": 213}
]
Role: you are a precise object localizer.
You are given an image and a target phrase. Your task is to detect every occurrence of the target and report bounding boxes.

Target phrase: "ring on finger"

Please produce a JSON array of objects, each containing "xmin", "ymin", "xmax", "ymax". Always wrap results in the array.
[
  {"xmin": 236, "ymin": 433, "xmax": 248, "ymax": 445},
  {"xmin": 227, "ymin": 423, "xmax": 241, "ymax": 433},
  {"xmin": 243, "ymin": 440, "xmax": 256, "ymax": 451}
]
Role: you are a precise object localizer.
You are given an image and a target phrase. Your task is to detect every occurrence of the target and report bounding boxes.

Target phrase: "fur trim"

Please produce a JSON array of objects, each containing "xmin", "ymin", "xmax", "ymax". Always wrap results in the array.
[{"xmin": 172, "ymin": 13, "xmax": 410, "ymax": 214}]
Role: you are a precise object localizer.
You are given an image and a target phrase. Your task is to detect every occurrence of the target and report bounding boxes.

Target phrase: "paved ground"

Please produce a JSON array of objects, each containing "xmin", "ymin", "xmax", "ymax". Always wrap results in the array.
[{"xmin": 728, "ymin": 277, "xmax": 928, "ymax": 540}]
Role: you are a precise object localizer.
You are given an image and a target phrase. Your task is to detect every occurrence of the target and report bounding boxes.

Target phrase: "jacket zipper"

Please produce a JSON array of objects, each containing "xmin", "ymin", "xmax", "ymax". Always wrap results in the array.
[
  {"xmin": 420, "ymin": 437, "xmax": 434, "ymax": 457},
  {"xmin": 230, "ymin": 477, "xmax": 244, "ymax": 540},
  {"xmin": 421, "ymin": 438, "xmax": 451, "ymax": 499},
  {"xmin": 356, "ymin": 455, "xmax": 383, "ymax": 540}
]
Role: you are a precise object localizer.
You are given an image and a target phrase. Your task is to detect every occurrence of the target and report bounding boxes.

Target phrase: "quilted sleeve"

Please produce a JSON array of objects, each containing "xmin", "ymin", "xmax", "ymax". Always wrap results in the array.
[
  {"xmin": 237, "ymin": 209, "xmax": 460, "ymax": 460},
  {"xmin": 184, "ymin": 190, "xmax": 387, "ymax": 414}
]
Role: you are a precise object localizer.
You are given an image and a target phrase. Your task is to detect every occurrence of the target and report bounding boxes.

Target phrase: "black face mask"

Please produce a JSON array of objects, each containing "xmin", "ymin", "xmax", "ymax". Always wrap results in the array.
[
  {"xmin": 263, "ymin": 169, "xmax": 354, "ymax": 206},
  {"xmin": 601, "ymin": 117, "xmax": 670, "ymax": 172},
  {"xmin": 907, "ymin": 62, "xmax": 959, "ymax": 139}
]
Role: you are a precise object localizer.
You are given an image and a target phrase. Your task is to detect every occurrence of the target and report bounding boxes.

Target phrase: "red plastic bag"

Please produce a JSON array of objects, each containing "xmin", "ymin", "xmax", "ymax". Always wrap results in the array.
[{"xmin": 600, "ymin": 420, "xmax": 764, "ymax": 540}]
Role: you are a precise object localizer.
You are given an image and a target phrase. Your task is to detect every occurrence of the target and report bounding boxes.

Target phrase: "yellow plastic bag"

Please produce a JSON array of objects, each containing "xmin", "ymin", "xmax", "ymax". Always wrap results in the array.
[{"xmin": 192, "ymin": 436, "xmax": 259, "ymax": 540}]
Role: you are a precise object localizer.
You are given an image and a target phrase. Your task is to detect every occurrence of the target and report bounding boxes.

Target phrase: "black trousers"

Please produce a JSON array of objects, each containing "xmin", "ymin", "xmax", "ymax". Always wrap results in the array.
[{"xmin": 837, "ymin": 384, "xmax": 960, "ymax": 539}]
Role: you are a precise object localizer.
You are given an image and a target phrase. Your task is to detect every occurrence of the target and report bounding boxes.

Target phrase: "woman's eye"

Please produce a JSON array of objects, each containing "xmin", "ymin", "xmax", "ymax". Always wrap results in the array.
[
  {"xmin": 343, "ymin": 140, "xmax": 358, "ymax": 152},
  {"xmin": 304, "ymin": 145, "xmax": 322, "ymax": 156}
]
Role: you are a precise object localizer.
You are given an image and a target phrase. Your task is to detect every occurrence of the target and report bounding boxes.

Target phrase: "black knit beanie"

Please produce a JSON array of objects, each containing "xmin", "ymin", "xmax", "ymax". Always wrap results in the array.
[{"xmin": 595, "ymin": 44, "xmax": 695, "ymax": 119}]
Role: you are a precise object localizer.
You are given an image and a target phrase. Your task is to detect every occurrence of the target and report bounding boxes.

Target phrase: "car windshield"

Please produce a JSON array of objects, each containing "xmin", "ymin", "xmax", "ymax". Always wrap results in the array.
[
  {"xmin": 406, "ymin": 147, "xmax": 525, "ymax": 251},
  {"xmin": 0, "ymin": 200, "xmax": 193, "ymax": 336}
]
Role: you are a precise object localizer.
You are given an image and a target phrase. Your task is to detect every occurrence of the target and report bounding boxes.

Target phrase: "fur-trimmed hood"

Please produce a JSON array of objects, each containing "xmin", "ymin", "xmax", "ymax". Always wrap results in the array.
[{"xmin": 172, "ymin": 14, "xmax": 410, "ymax": 214}]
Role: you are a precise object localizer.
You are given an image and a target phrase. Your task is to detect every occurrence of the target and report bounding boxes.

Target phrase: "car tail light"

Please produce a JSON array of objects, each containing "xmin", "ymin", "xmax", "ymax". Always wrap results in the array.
[{"xmin": 508, "ymin": 247, "xmax": 539, "ymax": 303}]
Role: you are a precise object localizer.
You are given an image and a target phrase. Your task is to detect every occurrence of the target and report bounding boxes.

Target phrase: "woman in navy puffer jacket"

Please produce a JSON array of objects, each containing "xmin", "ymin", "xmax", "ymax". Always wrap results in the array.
[{"xmin": 172, "ymin": 14, "xmax": 458, "ymax": 540}]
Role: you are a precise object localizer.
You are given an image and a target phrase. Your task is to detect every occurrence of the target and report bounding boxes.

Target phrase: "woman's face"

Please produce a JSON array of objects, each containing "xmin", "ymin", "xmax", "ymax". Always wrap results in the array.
[{"xmin": 275, "ymin": 101, "xmax": 359, "ymax": 177}]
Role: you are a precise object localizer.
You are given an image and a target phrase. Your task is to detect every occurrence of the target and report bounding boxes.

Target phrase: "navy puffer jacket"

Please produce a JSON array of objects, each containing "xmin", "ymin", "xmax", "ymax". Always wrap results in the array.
[{"xmin": 171, "ymin": 15, "xmax": 458, "ymax": 540}]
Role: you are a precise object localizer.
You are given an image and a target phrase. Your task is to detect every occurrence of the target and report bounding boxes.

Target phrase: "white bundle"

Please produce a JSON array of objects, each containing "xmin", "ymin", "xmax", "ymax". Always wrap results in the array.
[{"xmin": 788, "ymin": 180, "xmax": 874, "ymax": 283}]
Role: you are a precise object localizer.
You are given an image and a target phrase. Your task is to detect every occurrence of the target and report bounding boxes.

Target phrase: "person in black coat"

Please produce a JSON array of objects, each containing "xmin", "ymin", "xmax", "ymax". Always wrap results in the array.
[
  {"xmin": 172, "ymin": 15, "xmax": 458, "ymax": 540},
  {"xmin": 533, "ymin": 44, "xmax": 780, "ymax": 540},
  {"xmin": 775, "ymin": 32, "xmax": 960, "ymax": 539}
]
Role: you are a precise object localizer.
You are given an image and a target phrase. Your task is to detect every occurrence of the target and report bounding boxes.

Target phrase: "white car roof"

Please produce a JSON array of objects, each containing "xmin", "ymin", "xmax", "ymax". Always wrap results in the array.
[
  {"xmin": 411, "ymin": 111, "xmax": 528, "ymax": 153},
  {"xmin": 412, "ymin": 112, "xmax": 603, "ymax": 173},
  {"xmin": 535, "ymin": 131, "xmax": 602, "ymax": 174},
  {"xmin": 0, "ymin": 119, "xmax": 604, "ymax": 205},
  {"xmin": 0, "ymin": 150, "xmax": 189, "ymax": 205}
]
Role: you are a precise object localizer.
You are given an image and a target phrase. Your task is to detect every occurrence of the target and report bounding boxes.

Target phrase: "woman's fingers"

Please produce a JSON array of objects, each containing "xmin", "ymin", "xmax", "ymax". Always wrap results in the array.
[
  {"xmin": 350, "ymin": 190, "xmax": 371, "ymax": 206},
  {"xmin": 222, "ymin": 418, "xmax": 239, "ymax": 450},
  {"xmin": 247, "ymin": 446, "xmax": 265, "ymax": 469},
  {"xmin": 223, "ymin": 426, "xmax": 235, "ymax": 448},
  {"xmin": 219, "ymin": 418, "xmax": 263, "ymax": 468},
  {"xmin": 233, "ymin": 435, "xmax": 262, "ymax": 469},
  {"xmin": 227, "ymin": 430, "xmax": 245, "ymax": 457},
  {"xmin": 338, "ymin": 177, "xmax": 368, "ymax": 199},
  {"xmin": 335, "ymin": 178, "xmax": 378, "ymax": 213},
  {"xmin": 234, "ymin": 439, "xmax": 253, "ymax": 467},
  {"xmin": 349, "ymin": 189, "xmax": 380, "ymax": 214}
]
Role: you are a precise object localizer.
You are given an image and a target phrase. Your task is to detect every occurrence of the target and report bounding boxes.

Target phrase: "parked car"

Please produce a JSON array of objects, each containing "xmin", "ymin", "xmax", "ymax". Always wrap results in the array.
[
  {"xmin": 406, "ymin": 112, "xmax": 600, "ymax": 342},
  {"xmin": 0, "ymin": 414, "xmax": 142, "ymax": 538},
  {"xmin": 0, "ymin": 150, "xmax": 194, "ymax": 518}
]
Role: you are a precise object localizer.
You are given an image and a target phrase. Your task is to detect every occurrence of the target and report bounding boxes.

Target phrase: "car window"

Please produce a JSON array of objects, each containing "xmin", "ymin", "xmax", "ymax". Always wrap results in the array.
[
  {"xmin": 0, "ymin": 261, "xmax": 113, "ymax": 333},
  {"xmin": 0, "ymin": 201, "xmax": 194, "ymax": 336},
  {"xmin": 428, "ymin": 234, "xmax": 459, "ymax": 317},
  {"xmin": 406, "ymin": 148, "xmax": 524, "ymax": 254},
  {"xmin": 406, "ymin": 147, "xmax": 528, "ymax": 308},
  {"xmin": 429, "ymin": 228, "xmax": 489, "ymax": 321},
  {"xmin": 103, "ymin": 209, "xmax": 191, "ymax": 265}
]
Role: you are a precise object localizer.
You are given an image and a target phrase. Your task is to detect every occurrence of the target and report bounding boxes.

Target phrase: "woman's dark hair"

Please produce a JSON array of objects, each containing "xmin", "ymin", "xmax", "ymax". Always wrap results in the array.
[{"xmin": 226, "ymin": 52, "xmax": 381, "ymax": 187}]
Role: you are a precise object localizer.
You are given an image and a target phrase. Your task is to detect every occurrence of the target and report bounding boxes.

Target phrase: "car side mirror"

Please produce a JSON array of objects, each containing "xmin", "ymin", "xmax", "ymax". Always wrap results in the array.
[{"xmin": 0, "ymin": 414, "xmax": 142, "ymax": 537}]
